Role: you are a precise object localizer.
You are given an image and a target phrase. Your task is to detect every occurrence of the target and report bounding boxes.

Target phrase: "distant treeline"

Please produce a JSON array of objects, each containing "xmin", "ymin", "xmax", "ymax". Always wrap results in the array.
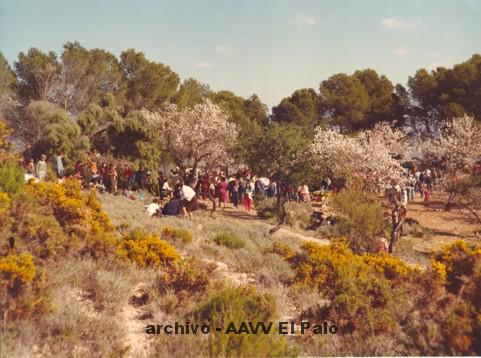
[{"xmin": 0, "ymin": 42, "xmax": 480, "ymax": 168}]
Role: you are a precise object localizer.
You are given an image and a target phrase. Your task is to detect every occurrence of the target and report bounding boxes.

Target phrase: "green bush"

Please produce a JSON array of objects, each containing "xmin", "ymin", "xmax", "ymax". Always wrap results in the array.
[
  {"xmin": 256, "ymin": 198, "xmax": 313, "ymax": 228},
  {"xmin": 194, "ymin": 286, "xmax": 298, "ymax": 357},
  {"xmin": 162, "ymin": 226, "xmax": 193, "ymax": 243},
  {"xmin": 255, "ymin": 198, "xmax": 277, "ymax": 219},
  {"xmin": 284, "ymin": 201, "xmax": 314, "ymax": 229},
  {"xmin": 332, "ymin": 190, "xmax": 387, "ymax": 253},
  {"xmin": 213, "ymin": 232, "xmax": 245, "ymax": 249},
  {"xmin": 0, "ymin": 159, "xmax": 24, "ymax": 196},
  {"xmin": 266, "ymin": 241, "xmax": 296, "ymax": 259}
]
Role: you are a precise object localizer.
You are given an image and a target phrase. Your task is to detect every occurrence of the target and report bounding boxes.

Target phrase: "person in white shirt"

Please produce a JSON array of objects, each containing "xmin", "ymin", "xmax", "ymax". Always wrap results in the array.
[{"xmin": 177, "ymin": 181, "xmax": 199, "ymax": 219}]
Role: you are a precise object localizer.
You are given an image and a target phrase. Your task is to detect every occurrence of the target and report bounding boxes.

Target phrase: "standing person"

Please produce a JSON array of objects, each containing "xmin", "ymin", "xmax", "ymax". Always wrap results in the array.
[
  {"xmin": 108, "ymin": 164, "xmax": 118, "ymax": 193},
  {"xmin": 157, "ymin": 171, "xmax": 165, "ymax": 199},
  {"xmin": 88, "ymin": 157, "xmax": 99, "ymax": 184},
  {"xmin": 238, "ymin": 178, "xmax": 245, "ymax": 205},
  {"xmin": 123, "ymin": 164, "xmax": 134, "ymax": 189},
  {"xmin": 177, "ymin": 181, "xmax": 199, "ymax": 220},
  {"xmin": 407, "ymin": 175, "xmax": 415, "ymax": 202},
  {"xmin": 217, "ymin": 177, "xmax": 229, "ymax": 208},
  {"xmin": 231, "ymin": 180, "xmax": 239, "ymax": 208},
  {"xmin": 74, "ymin": 161, "xmax": 84, "ymax": 179},
  {"xmin": 54, "ymin": 152, "xmax": 64, "ymax": 179},
  {"xmin": 143, "ymin": 171, "xmax": 154, "ymax": 194},
  {"xmin": 201, "ymin": 174, "xmax": 210, "ymax": 200},
  {"xmin": 302, "ymin": 184, "xmax": 310, "ymax": 203},
  {"xmin": 243, "ymin": 182, "xmax": 254, "ymax": 212},
  {"xmin": 99, "ymin": 163, "xmax": 107, "ymax": 186},
  {"xmin": 135, "ymin": 164, "xmax": 145, "ymax": 190},
  {"xmin": 254, "ymin": 178, "xmax": 265, "ymax": 201},
  {"xmin": 36, "ymin": 154, "xmax": 48, "ymax": 181},
  {"xmin": 423, "ymin": 185, "xmax": 431, "ymax": 207},
  {"xmin": 26, "ymin": 159, "xmax": 35, "ymax": 175}
]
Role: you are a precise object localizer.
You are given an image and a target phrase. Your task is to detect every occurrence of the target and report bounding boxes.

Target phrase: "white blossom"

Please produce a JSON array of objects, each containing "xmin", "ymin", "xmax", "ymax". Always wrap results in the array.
[{"xmin": 142, "ymin": 99, "xmax": 238, "ymax": 170}]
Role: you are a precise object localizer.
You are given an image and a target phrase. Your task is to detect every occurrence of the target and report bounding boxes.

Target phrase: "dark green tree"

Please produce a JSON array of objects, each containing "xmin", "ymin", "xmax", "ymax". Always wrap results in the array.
[
  {"xmin": 353, "ymin": 69, "xmax": 394, "ymax": 126},
  {"xmin": 119, "ymin": 49, "xmax": 179, "ymax": 111},
  {"xmin": 59, "ymin": 42, "xmax": 125, "ymax": 114},
  {"xmin": 173, "ymin": 78, "xmax": 211, "ymax": 108},
  {"xmin": 319, "ymin": 73, "xmax": 370, "ymax": 132},
  {"xmin": 272, "ymin": 88, "xmax": 321, "ymax": 129},
  {"xmin": 0, "ymin": 53, "xmax": 17, "ymax": 95},
  {"xmin": 14, "ymin": 48, "xmax": 62, "ymax": 103}
]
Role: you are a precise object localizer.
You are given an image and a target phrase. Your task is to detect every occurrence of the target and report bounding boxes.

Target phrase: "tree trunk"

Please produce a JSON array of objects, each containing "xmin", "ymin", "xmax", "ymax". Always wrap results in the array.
[
  {"xmin": 444, "ymin": 193, "xmax": 455, "ymax": 211},
  {"xmin": 269, "ymin": 184, "xmax": 287, "ymax": 234}
]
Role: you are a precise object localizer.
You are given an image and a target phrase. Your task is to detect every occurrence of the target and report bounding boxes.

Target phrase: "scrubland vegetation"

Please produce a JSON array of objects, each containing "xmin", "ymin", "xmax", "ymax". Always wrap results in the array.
[
  {"xmin": 2, "ymin": 163, "xmax": 480, "ymax": 356},
  {"xmin": 1, "ymin": 41, "xmax": 481, "ymax": 357}
]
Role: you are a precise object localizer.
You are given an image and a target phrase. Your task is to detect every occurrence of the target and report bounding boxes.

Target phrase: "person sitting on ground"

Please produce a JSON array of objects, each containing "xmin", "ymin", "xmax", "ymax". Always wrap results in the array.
[
  {"xmin": 145, "ymin": 198, "xmax": 161, "ymax": 217},
  {"xmin": 162, "ymin": 196, "xmax": 181, "ymax": 216}
]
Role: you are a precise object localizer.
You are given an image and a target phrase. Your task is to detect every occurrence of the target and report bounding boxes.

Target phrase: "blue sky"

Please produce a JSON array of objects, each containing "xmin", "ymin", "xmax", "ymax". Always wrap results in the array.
[{"xmin": 1, "ymin": 0, "xmax": 481, "ymax": 108}]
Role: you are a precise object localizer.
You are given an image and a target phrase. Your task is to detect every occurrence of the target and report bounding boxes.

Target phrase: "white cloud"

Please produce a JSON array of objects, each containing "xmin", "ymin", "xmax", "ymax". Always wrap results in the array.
[
  {"xmin": 381, "ymin": 17, "xmax": 424, "ymax": 31},
  {"xmin": 215, "ymin": 45, "xmax": 235, "ymax": 55},
  {"xmin": 392, "ymin": 47, "xmax": 409, "ymax": 57},
  {"xmin": 195, "ymin": 61, "xmax": 213, "ymax": 69},
  {"xmin": 293, "ymin": 12, "xmax": 316, "ymax": 26}
]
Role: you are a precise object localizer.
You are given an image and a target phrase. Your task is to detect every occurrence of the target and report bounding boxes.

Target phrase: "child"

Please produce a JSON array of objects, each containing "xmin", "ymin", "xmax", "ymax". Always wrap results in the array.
[{"xmin": 423, "ymin": 186, "xmax": 431, "ymax": 206}]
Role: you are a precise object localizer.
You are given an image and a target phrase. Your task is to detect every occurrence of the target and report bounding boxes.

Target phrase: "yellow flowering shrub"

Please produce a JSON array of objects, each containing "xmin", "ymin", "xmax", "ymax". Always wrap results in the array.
[
  {"xmin": 431, "ymin": 240, "xmax": 481, "ymax": 293},
  {"xmin": 0, "ymin": 253, "xmax": 36, "ymax": 289},
  {"xmin": 118, "ymin": 229, "xmax": 180, "ymax": 268},
  {"xmin": 289, "ymin": 241, "xmax": 418, "ymax": 334},
  {"xmin": 288, "ymin": 240, "xmax": 481, "ymax": 355},
  {"xmin": 161, "ymin": 226, "xmax": 193, "ymax": 243},
  {"xmin": 27, "ymin": 179, "xmax": 117, "ymax": 258},
  {"xmin": 0, "ymin": 252, "xmax": 48, "ymax": 321},
  {"xmin": 0, "ymin": 191, "xmax": 11, "ymax": 215}
]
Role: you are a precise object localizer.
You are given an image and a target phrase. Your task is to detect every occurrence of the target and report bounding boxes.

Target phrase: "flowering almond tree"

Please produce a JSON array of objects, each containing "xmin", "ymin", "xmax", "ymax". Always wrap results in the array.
[
  {"xmin": 437, "ymin": 115, "xmax": 481, "ymax": 172},
  {"xmin": 309, "ymin": 122, "xmax": 405, "ymax": 185},
  {"xmin": 435, "ymin": 115, "xmax": 481, "ymax": 212},
  {"xmin": 142, "ymin": 99, "xmax": 238, "ymax": 172}
]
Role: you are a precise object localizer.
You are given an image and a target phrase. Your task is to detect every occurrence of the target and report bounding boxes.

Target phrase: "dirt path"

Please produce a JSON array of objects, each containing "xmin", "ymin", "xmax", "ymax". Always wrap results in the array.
[
  {"xmin": 120, "ymin": 284, "xmax": 153, "ymax": 358},
  {"xmin": 404, "ymin": 192, "xmax": 479, "ymax": 252}
]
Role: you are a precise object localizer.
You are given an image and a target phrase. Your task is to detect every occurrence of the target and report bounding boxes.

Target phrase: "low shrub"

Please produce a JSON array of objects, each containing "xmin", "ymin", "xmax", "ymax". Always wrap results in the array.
[
  {"xmin": 157, "ymin": 259, "xmax": 211, "ymax": 295},
  {"xmin": 288, "ymin": 240, "xmax": 481, "ymax": 355},
  {"xmin": 118, "ymin": 229, "xmax": 180, "ymax": 268},
  {"xmin": 0, "ymin": 252, "xmax": 50, "ymax": 322},
  {"xmin": 266, "ymin": 241, "xmax": 296, "ymax": 259},
  {"xmin": 255, "ymin": 198, "xmax": 277, "ymax": 219},
  {"xmin": 0, "ymin": 159, "xmax": 24, "ymax": 196},
  {"xmin": 256, "ymin": 198, "xmax": 313, "ymax": 228},
  {"xmin": 194, "ymin": 286, "xmax": 298, "ymax": 357},
  {"xmin": 162, "ymin": 226, "xmax": 193, "ymax": 243},
  {"xmin": 213, "ymin": 232, "xmax": 245, "ymax": 249},
  {"xmin": 331, "ymin": 189, "xmax": 388, "ymax": 253}
]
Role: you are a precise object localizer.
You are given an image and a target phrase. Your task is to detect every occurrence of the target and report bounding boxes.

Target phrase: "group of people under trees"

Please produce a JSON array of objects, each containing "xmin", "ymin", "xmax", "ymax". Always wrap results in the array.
[
  {"xmin": 380, "ymin": 161, "xmax": 446, "ymax": 254},
  {"xmin": 22, "ymin": 149, "xmax": 449, "ymax": 254}
]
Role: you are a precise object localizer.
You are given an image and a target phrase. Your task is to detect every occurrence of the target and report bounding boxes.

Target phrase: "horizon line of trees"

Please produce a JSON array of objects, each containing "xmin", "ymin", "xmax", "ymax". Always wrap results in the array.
[{"xmin": 1, "ymin": 41, "xmax": 481, "ymax": 172}]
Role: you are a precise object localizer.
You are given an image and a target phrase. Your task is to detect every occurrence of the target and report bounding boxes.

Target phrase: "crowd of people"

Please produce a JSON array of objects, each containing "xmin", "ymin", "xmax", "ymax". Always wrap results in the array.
[{"xmin": 22, "ymin": 150, "xmax": 447, "ymax": 227}]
